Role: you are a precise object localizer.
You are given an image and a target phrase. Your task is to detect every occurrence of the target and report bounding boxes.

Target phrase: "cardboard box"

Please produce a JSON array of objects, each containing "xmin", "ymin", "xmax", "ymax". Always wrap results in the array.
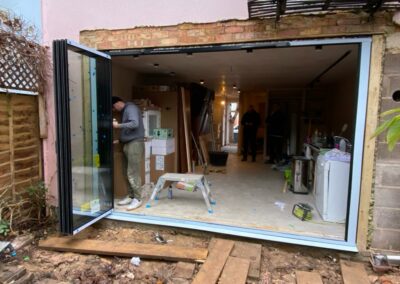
[
  {"xmin": 113, "ymin": 149, "xmax": 129, "ymax": 198},
  {"xmin": 150, "ymin": 153, "xmax": 175, "ymax": 183},
  {"xmin": 151, "ymin": 138, "xmax": 175, "ymax": 155}
]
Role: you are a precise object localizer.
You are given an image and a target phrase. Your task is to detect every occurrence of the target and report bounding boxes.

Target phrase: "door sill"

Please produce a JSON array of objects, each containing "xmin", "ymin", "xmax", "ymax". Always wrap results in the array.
[{"xmin": 107, "ymin": 211, "xmax": 358, "ymax": 252}]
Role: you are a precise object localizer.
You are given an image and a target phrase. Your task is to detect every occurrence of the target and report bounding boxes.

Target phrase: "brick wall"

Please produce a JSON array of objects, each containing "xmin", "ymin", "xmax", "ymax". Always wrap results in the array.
[
  {"xmin": 80, "ymin": 11, "xmax": 400, "ymax": 251},
  {"xmin": 371, "ymin": 32, "xmax": 400, "ymax": 252},
  {"xmin": 80, "ymin": 11, "xmax": 399, "ymax": 49}
]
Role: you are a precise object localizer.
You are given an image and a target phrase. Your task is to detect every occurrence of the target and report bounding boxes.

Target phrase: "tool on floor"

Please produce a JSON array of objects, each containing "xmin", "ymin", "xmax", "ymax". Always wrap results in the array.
[
  {"xmin": 292, "ymin": 203, "xmax": 313, "ymax": 221},
  {"xmin": 146, "ymin": 173, "xmax": 216, "ymax": 213},
  {"xmin": 153, "ymin": 232, "xmax": 167, "ymax": 244}
]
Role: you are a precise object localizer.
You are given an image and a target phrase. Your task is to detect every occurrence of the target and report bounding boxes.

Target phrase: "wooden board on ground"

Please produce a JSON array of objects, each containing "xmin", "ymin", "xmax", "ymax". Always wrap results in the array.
[
  {"xmin": 39, "ymin": 237, "xmax": 208, "ymax": 263},
  {"xmin": 0, "ymin": 265, "xmax": 27, "ymax": 283},
  {"xmin": 340, "ymin": 260, "xmax": 370, "ymax": 284},
  {"xmin": 192, "ymin": 238, "xmax": 234, "ymax": 284},
  {"xmin": 296, "ymin": 271, "xmax": 323, "ymax": 284},
  {"xmin": 219, "ymin": 256, "xmax": 250, "ymax": 284},
  {"xmin": 209, "ymin": 239, "xmax": 262, "ymax": 280},
  {"xmin": 231, "ymin": 241, "xmax": 262, "ymax": 279}
]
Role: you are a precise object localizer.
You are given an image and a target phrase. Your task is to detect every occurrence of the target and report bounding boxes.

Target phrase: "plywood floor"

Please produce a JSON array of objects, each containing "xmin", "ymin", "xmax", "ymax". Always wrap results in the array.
[{"xmin": 115, "ymin": 154, "xmax": 345, "ymax": 240}]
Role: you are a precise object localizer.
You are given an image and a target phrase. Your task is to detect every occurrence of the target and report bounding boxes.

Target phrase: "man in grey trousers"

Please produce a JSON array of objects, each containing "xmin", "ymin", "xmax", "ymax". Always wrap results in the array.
[{"xmin": 112, "ymin": 96, "xmax": 145, "ymax": 210}]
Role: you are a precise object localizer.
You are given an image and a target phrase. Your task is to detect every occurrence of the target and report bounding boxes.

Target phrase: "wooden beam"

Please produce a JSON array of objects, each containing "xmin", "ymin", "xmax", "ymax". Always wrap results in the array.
[
  {"xmin": 37, "ymin": 94, "xmax": 47, "ymax": 139},
  {"xmin": 192, "ymin": 239, "xmax": 234, "ymax": 284},
  {"xmin": 38, "ymin": 237, "xmax": 208, "ymax": 262},
  {"xmin": 180, "ymin": 87, "xmax": 192, "ymax": 172},
  {"xmin": 323, "ymin": 0, "xmax": 331, "ymax": 10},
  {"xmin": 357, "ymin": 35, "xmax": 385, "ymax": 251},
  {"xmin": 276, "ymin": 0, "xmax": 287, "ymax": 21},
  {"xmin": 219, "ymin": 257, "xmax": 250, "ymax": 284}
]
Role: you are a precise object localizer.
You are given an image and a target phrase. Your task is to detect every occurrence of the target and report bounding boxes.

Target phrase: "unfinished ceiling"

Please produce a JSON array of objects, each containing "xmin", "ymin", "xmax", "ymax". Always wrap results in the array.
[{"xmin": 112, "ymin": 43, "xmax": 359, "ymax": 95}]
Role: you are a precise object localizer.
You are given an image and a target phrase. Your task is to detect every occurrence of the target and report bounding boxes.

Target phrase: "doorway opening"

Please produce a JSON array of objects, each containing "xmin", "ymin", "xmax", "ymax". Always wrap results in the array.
[
  {"xmin": 108, "ymin": 37, "xmax": 370, "ymax": 251},
  {"xmin": 54, "ymin": 37, "xmax": 370, "ymax": 250}
]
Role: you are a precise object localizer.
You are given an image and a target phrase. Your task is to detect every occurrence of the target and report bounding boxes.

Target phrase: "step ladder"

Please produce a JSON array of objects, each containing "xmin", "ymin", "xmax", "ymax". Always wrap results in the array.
[{"xmin": 146, "ymin": 173, "xmax": 216, "ymax": 213}]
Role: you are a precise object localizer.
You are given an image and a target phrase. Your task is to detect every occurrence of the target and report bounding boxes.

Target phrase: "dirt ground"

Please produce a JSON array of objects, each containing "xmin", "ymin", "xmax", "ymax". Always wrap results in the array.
[{"xmin": 1, "ymin": 220, "xmax": 399, "ymax": 284}]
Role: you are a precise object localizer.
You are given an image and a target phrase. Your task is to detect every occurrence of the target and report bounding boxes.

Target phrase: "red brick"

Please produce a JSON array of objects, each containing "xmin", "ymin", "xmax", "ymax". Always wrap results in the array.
[
  {"xmin": 160, "ymin": 38, "xmax": 178, "ymax": 45},
  {"xmin": 215, "ymin": 33, "xmax": 234, "ymax": 43},
  {"xmin": 277, "ymin": 29, "xmax": 300, "ymax": 38},
  {"xmin": 337, "ymin": 18, "xmax": 362, "ymax": 25},
  {"xmin": 151, "ymin": 31, "xmax": 169, "ymax": 39},
  {"xmin": 187, "ymin": 29, "xmax": 206, "ymax": 37},
  {"xmin": 299, "ymin": 27, "xmax": 322, "ymax": 36},
  {"xmin": 225, "ymin": 26, "xmax": 244, "ymax": 33},
  {"xmin": 97, "ymin": 42, "xmax": 112, "ymax": 50},
  {"xmin": 322, "ymin": 25, "xmax": 347, "ymax": 34},
  {"xmin": 345, "ymin": 24, "xmax": 372, "ymax": 33},
  {"xmin": 205, "ymin": 27, "xmax": 225, "ymax": 35}
]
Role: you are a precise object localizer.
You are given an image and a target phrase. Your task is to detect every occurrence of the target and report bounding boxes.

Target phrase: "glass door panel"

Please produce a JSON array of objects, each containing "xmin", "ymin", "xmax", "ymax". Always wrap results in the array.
[{"xmin": 54, "ymin": 40, "xmax": 112, "ymax": 234}]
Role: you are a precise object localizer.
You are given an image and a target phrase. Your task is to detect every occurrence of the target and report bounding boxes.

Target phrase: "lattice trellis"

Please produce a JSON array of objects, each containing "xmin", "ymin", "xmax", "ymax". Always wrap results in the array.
[{"xmin": 0, "ymin": 35, "xmax": 40, "ymax": 92}]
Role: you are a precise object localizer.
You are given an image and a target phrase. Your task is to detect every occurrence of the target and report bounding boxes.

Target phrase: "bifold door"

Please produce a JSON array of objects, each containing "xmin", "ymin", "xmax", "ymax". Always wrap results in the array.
[{"xmin": 53, "ymin": 40, "xmax": 113, "ymax": 234}]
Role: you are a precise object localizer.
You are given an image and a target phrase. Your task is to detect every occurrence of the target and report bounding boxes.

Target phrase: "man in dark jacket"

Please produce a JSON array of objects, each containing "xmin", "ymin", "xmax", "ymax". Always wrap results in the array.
[
  {"xmin": 112, "ymin": 96, "xmax": 145, "ymax": 210},
  {"xmin": 241, "ymin": 105, "xmax": 260, "ymax": 162}
]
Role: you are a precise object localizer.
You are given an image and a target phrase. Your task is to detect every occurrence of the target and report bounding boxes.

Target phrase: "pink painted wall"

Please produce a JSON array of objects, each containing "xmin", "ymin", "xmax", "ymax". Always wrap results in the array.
[
  {"xmin": 41, "ymin": 0, "xmax": 248, "ymax": 200},
  {"xmin": 42, "ymin": 0, "xmax": 248, "ymax": 44}
]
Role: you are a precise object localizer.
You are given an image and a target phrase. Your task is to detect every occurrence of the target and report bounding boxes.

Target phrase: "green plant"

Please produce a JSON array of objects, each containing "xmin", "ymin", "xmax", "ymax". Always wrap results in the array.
[
  {"xmin": 373, "ymin": 108, "xmax": 400, "ymax": 151},
  {"xmin": 26, "ymin": 181, "xmax": 48, "ymax": 223},
  {"xmin": 0, "ymin": 220, "xmax": 10, "ymax": 236}
]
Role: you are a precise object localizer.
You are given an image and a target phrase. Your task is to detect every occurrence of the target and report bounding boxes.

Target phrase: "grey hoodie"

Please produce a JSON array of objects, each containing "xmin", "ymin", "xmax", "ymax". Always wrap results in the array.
[{"xmin": 119, "ymin": 102, "xmax": 145, "ymax": 143}]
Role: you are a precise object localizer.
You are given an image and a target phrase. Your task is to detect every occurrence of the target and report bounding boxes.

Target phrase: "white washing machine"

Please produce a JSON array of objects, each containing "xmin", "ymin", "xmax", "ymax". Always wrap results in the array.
[{"xmin": 314, "ymin": 154, "xmax": 350, "ymax": 223}]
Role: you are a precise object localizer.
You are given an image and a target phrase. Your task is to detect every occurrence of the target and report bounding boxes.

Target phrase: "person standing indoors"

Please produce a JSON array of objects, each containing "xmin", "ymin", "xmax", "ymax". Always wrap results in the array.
[
  {"xmin": 240, "ymin": 105, "xmax": 260, "ymax": 162},
  {"xmin": 266, "ymin": 103, "xmax": 286, "ymax": 164},
  {"xmin": 112, "ymin": 96, "xmax": 145, "ymax": 210}
]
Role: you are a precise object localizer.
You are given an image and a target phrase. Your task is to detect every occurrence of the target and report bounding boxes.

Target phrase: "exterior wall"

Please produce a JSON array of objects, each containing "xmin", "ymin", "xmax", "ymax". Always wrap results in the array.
[
  {"xmin": 40, "ymin": 0, "xmax": 247, "ymax": 205},
  {"xmin": 80, "ymin": 11, "xmax": 400, "ymax": 251},
  {"xmin": 41, "ymin": 0, "xmax": 247, "ymax": 46},
  {"xmin": 371, "ymin": 32, "xmax": 400, "ymax": 251}
]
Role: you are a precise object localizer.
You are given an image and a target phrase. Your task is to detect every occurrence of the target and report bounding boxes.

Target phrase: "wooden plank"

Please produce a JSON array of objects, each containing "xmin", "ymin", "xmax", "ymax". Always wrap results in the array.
[
  {"xmin": 181, "ymin": 87, "xmax": 192, "ymax": 172},
  {"xmin": 357, "ymin": 35, "xmax": 385, "ymax": 251},
  {"xmin": 38, "ymin": 237, "xmax": 208, "ymax": 262},
  {"xmin": 231, "ymin": 241, "xmax": 262, "ymax": 279},
  {"xmin": 296, "ymin": 271, "xmax": 323, "ymax": 284},
  {"xmin": 219, "ymin": 256, "xmax": 250, "ymax": 284},
  {"xmin": 0, "ymin": 265, "xmax": 27, "ymax": 283},
  {"xmin": 192, "ymin": 239, "xmax": 234, "ymax": 284},
  {"xmin": 340, "ymin": 260, "xmax": 370, "ymax": 284}
]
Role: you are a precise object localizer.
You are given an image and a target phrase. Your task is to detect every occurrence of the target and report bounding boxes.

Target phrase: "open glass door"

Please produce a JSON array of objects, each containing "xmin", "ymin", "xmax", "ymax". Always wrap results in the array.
[{"xmin": 53, "ymin": 40, "xmax": 113, "ymax": 234}]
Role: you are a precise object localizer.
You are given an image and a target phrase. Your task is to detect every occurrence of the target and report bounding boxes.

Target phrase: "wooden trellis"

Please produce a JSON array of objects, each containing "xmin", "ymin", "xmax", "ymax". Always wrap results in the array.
[
  {"xmin": 248, "ymin": 0, "xmax": 400, "ymax": 21},
  {"xmin": 0, "ymin": 35, "xmax": 41, "ymax": 94}
]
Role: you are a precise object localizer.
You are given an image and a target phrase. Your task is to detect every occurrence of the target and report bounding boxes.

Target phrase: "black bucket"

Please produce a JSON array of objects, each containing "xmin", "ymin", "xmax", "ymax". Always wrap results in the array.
[{"xmin": 208, "ymin": 151, "xmax": 228, "ymax": 166}]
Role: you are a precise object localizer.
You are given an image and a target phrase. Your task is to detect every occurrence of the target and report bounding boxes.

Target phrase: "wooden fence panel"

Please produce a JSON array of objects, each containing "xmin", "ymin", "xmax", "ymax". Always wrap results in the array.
[{"xmin": 0, "ymin": 93, "xmax": 41, "ymax": 199}]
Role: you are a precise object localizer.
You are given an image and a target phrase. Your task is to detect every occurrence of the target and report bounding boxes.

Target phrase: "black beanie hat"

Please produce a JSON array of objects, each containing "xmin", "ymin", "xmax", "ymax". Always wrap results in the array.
[{"xmin": 112, "ymin": 96, "xmax": 123, "ymax": 105}]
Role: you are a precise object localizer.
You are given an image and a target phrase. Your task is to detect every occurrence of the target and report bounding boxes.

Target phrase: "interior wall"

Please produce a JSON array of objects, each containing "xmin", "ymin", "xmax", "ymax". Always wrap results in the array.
[
  {"xmin": 326, "ymin": 77, "xmax": 357, "ymax": 139},
  {"xmin": 112, "ymin": 64, "xmax": 137, "ymax": 101},
  {"xmin": 238, "ymin": 91, "xmax": 268, "ymax": 154}
]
